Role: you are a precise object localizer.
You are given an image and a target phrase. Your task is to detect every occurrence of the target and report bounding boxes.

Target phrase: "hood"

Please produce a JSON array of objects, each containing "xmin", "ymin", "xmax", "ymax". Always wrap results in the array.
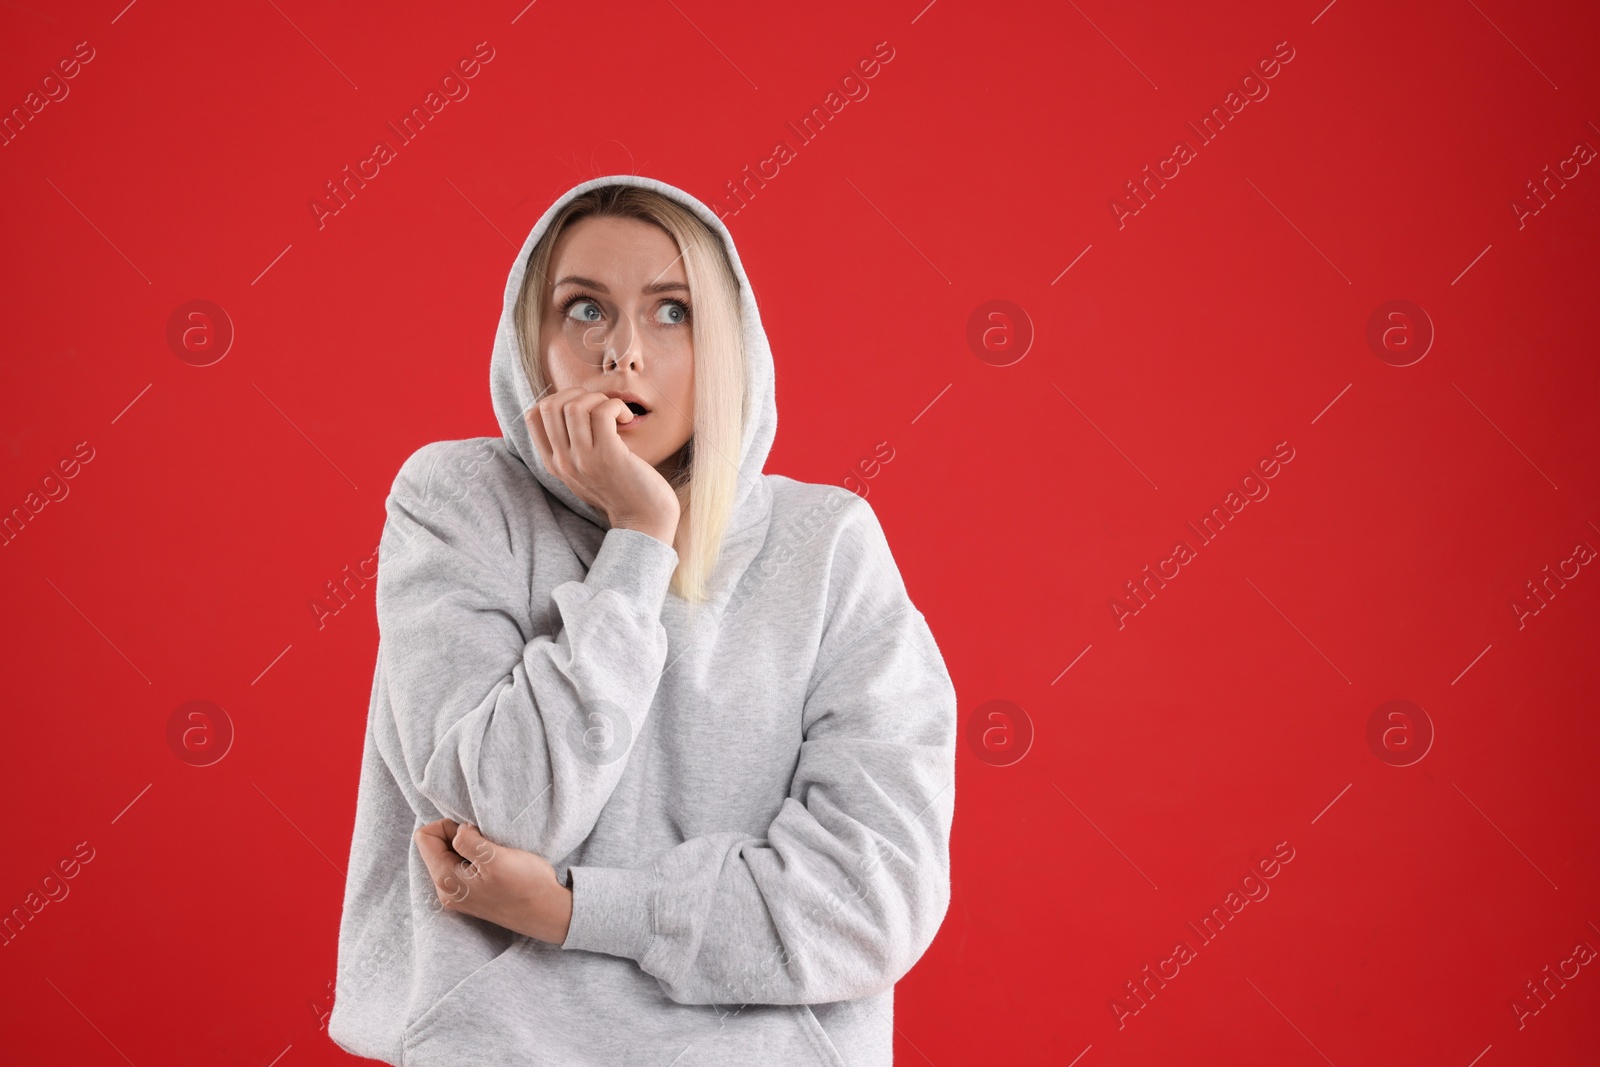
[{"xmin": 489, "ymin": 174, "xmax": 777, "ymax": 533}]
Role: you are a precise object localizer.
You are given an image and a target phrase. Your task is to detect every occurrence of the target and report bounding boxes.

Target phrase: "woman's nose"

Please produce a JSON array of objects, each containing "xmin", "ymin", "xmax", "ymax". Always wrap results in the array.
[{"xmin": 604, "ymin": 315, "xmax": 647, "ymax": 371}]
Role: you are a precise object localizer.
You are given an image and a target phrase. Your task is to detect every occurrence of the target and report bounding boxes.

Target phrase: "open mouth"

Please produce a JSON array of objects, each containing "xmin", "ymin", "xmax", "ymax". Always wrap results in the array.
[{"xmin": 624, "ymin": 401, "xmax": 649, "ymax": 415}]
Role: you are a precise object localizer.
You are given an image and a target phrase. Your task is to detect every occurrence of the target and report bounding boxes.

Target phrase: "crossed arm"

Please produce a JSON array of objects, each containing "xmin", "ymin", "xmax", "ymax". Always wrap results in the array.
[{"xmin": 382, "ymin": 448, "xmax": 957, "ymax": 1005}]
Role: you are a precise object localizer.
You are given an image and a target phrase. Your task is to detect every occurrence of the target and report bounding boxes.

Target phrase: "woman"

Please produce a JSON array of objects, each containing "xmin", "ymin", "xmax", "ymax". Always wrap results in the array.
[{"xmin": 329, "ymin": 175, "xmax": 957, "ymax": 1066}]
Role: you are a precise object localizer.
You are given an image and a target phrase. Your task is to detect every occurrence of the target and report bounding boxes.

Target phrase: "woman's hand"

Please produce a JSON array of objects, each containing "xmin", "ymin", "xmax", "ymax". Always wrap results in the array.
[
  {"xmin": 525, "ymin": 386, "xmax": 681, "ymax": 545},
  {"xmin": 413, "ymin": 819, "xmax": 573, "ymax": 944}
]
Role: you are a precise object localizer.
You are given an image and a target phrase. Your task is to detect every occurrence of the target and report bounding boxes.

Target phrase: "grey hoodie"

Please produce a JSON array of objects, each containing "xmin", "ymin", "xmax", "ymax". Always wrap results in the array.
[{"xmin": 328, "ymin": 174, "xmax": 957, "ymax": 1066}]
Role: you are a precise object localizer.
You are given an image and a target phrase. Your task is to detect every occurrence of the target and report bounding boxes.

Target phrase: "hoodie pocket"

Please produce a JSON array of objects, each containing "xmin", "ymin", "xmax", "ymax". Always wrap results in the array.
[
  {"xmin": 401, "ymin": 940, "xmax": 849, "ymax": 1067},
  {"xmin": 399, "ymin": 937, "xmax": 532, "ymax": 1061},
  {"xmin": 795, "ymin": 1005, "xmax": 850, "ymax": 1067},
  {"xmin": 654, "ymin": 1003, "xmax": 847, "ymax": 1067}
]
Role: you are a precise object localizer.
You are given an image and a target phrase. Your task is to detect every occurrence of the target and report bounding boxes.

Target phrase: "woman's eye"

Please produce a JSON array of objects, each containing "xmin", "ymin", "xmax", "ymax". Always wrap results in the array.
[
  {"xmin": 564, "ymin": 298, "xmax": 602, "ymax": 323},
  {"xmin": 656, "ymin": 301, "xmax": 690, "ymax": 325}
]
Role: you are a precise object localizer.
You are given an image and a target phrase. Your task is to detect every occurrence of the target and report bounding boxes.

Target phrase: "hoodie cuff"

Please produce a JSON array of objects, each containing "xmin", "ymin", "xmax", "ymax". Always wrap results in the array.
[
  {"xmin": 560, "ymin": 864, "xmax": 659, "ymax": 962},
  {"xmin": 585, "ymin": 527, "xmax": 679, "ymax": 616}
]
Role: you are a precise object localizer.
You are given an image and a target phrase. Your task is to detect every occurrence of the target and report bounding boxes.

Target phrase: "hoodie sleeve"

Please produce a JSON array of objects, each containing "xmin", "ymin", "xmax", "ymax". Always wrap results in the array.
[
  {"xmin": 560, "ymin": 501, "xmax": 958, "ymax": 1006},
  {"xmin": 370, "ymin": 443, "xmax": 680, "ymax": 863}
]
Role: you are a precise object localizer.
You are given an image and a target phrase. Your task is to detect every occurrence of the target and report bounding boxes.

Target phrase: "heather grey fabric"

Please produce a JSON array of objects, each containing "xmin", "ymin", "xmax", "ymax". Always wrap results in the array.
[{"xmin": 329, "ymin": 175, "xmax": 957, "ymax": 1066}]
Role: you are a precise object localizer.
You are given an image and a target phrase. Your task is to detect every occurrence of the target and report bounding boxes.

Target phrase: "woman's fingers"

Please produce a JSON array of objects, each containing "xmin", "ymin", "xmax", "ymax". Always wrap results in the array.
[
  {"xmin": 560, "ymin": 391, "xmax": 599, "ymax": 461},
  {"xmin": 529, "ymin": 387, "xmax": 588, "ymax": 481},
  {"xmin": 451, "ymin": 822, "xmax": 496, "ymax": 867},
  {"xmin": 414, "ymin": 819, "xmax": 470, "ymax": 906},
  {"xmin": 592, "ymin": 395, "xmax": 631, "ymax": 440},
  {"xmin": 535, "ymin": 388, "xmax": 580, "ymax": 470},
  {"xmin": 525, "ymin": 393, "xmax": 567, "ymax": 476},
  {"xmin": 560, "ymin": 390, "xmax": 627, "ymax": 464},
  {"xmin": 524, "ymin": 402, "xmax": 553, "ymax": 464},
  {"xmin": 549, "ymin": 390, "xmax": 630, "ymax": 482},
  {"xmin": 523, "ymin": 387, "xmax": 646, "ymax": 523},
  {"xmin": 416, "ymin": 817, "xmax": 459, "ymax": 846},
  {"xmin": 525, "ymin": 389, "xmax": 596, "ymax": 510}
]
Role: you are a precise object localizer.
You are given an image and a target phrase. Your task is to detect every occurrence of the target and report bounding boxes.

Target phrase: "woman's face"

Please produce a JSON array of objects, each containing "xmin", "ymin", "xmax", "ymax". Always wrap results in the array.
[{"xmin": 537, "ymin": 215, "xmax": 696, "ymax": 475}]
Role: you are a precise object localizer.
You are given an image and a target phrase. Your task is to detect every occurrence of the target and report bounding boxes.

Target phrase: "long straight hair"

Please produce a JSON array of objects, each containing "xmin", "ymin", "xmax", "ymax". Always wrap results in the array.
[{"xmin": 513, "ymin": 184, "xmax": 746, "ymax": 607}]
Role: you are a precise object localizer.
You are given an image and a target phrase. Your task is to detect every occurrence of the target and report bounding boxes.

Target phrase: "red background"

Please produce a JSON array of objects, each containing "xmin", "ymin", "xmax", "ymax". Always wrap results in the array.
[{"xmin": 3, "ymin": 1, "xmax": 1598, "ymax": 1064}]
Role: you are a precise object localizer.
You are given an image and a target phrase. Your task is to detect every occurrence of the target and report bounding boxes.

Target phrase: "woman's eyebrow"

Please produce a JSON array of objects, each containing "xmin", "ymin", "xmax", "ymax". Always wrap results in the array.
[{"xmin": 552, "ymin": 275, "xmax": 690, "ymax": 295}]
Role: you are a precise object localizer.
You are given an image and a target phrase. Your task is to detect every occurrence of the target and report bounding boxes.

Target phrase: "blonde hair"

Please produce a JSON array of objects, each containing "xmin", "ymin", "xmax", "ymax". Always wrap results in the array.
[{"xmin": 513, "ymin": 184, "xmax": 746, "ymax": 607}]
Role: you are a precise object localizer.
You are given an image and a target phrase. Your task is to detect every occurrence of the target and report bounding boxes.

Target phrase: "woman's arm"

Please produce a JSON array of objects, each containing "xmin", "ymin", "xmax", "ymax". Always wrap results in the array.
[
  {"xmin": 369, "ymin": 442, "xmax": 679, "ymax": 863},
  {"xmin": 561, "ymin": 590, "xmax": 958, "ymax": 1006}
]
